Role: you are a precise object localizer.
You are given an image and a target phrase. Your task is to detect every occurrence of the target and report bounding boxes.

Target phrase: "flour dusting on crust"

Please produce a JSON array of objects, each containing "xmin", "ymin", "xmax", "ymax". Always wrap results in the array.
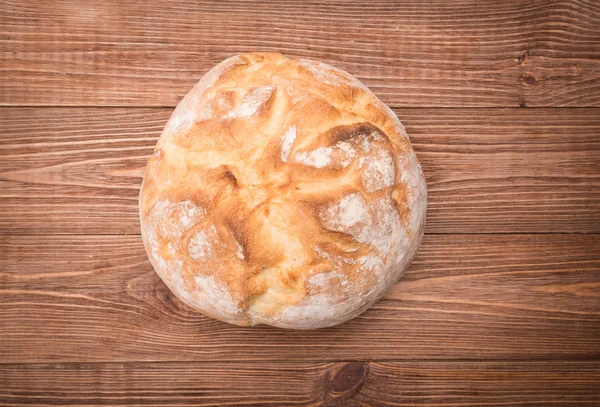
[
  {"xmin": 188, "ymin": 226, "xmax": 218, "ymax": 260},
  {"xmin": 295, "ymin": 147, "xmax": 332, "ymax": 168},
  {"xmin": 165, "ymin": 55, "xmax": 243, "ymax": 133},
  {"xmin": 362, "ymin": 149, "xmax": 395, "ymax": 192},
  {"xmin": 146, "ymin": 200, "xmax": 206, "ymax": 243},
  {"xmin": 295, "ymin": 139, "xmax": 358, "ymax": 169},
  {"xmin": 328, "ymin": 193, "xmax": 371, "ymax": 228},
  {"xmin": 319, "ymin": 193, "xmax": 406, "ymax": 256},
  {"xmin": 280, "ymin": 125, "xmax": 297, "ymax": 163},
  {"xmin": 308, "ymin": 271, "xmax": 346, "ymax": 290},
  {"xmin": 298, "ymin": 59, "xmax": 368, "ymax": 91},
  {"xmin": 193, "ymin": 275, "xmax": 241, "ymax": 318},
  {"xmin": 336, "ymin": 141, "xmax": 356, "ymax": 166},
  {"xmin": 234, "ymin": 238, "xmax": 245, "ymax": 260},
  {"xmin": 226, "ymin": 84, "xmax": 275, "ymax": 118},
  {"xmin": 163, "ymin": 272, "xmax": 242, "ymax": 324}
]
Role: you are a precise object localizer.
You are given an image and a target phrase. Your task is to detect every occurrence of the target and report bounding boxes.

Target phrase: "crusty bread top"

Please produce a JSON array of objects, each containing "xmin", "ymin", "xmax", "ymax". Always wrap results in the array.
[{"xmin": 139, "ymin": 53, "xmax": 426, "ymax": 328}]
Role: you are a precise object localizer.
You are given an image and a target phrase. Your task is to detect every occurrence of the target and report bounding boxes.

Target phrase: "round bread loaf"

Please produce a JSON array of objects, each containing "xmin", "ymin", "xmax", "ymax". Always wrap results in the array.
[{"xmin": 139, "ymin": 53, "xmax": 427, "ymax": 329}]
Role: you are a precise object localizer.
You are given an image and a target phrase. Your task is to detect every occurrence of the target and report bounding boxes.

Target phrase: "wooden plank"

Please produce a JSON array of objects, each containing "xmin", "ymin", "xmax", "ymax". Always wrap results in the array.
[
  {"xmin": 1, "ymin": 233, "xmax": 599, "ymax": 363},
  {"xmin": 1, "ymin": 107, "xmax": 599, "ymax": 234},
  {"xmin": 1, "ymin": 360, "xmax": 598, "ymax": 406},
  {"xmin": 1, "ymin": 0, "xmax": 600, "ymax": 107}
]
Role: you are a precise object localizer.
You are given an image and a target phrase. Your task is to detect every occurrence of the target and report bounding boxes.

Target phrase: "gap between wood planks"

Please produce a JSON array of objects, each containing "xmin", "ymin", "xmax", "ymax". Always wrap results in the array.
[
  {"xmin": 2, "ymin": 106, "xmax": 600, "ymax": 109},
  {"xmin": 1, "ymin": 232, "xmax": 599, "ymax": 236},
  {"xmin": 1, "ymin": 354, "xmax": 599, "ymax": 366}
]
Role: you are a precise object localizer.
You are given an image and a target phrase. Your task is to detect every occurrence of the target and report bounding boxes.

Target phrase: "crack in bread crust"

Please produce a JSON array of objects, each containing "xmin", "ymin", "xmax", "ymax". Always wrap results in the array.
[{"xmin": 139, "ymin": 52, "xmax": 427, "ymax": 329}]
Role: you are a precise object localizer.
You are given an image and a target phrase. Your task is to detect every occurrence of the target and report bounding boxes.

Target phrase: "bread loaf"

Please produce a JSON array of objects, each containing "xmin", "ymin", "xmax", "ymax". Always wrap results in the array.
[{"xmin": 139, "ymin": 53, "xmax": 427, "ymax": 329}]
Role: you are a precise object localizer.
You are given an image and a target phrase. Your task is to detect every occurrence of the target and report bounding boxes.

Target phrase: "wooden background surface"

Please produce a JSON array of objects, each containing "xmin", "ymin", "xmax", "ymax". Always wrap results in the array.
[{"xmin": 1, "ymin": 0, "xmax": 599, "ymax": 405}]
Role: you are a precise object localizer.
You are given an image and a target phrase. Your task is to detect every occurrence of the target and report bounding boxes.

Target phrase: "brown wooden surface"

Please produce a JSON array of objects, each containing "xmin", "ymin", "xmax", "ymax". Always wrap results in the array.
[
  {"xmin": 1, "ymin": 107, "xmax": 599, "ymax": 235},
  {"xmin": 1, "ymin": 361, "xmax": 599, "ymax": 406},
  {"xmin": 1, "ymin": 0, "xmax": 599, "ymax": 406},
  {"xmin": 1, "ymin": 233, "xmax": 599, "ymax": 363},
  {"xmin": 1, "ymin": 0, "xmax": 600, "ymax": 107}
]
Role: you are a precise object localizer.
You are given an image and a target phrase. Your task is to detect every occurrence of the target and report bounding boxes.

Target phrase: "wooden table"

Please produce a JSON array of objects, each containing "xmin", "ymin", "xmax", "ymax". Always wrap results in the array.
[{"xmin": 1, "ymin": 1, "xmax": 599, "ymax": 405}]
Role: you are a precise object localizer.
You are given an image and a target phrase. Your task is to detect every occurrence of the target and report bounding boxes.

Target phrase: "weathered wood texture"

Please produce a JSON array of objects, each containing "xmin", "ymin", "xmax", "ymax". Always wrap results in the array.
[
  {"xmin": 2, "ymin": 0, "xmax": 600, "ymax": 405},
  {"xmin": 1, "ymin": 233, "xmax": 599, "ymax": 363},
  {"xmin": 1, "ymin": 0, "xmax": 600, "ymax": 107},
  {"xmin": 1, "ymin": 361, "xmax": 599, "ymax": 407},
  {"xmin": 1, "ymin": 107, "xmax": 599, "ymax": 235}
]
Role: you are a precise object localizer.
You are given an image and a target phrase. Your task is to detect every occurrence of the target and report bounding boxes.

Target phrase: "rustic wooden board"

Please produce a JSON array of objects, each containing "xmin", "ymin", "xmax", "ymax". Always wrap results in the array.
[
  {"xmin": 1, "ymin": 107, "xmax": 599, "ymax": 235},
  {"xmin": 1, "ymin": 233, "xmax": 598, "ymax": 363},
  {"xmin": 1, "ymin": 0, "xmax": 600, "ymax": 107},
  {"xmin": 2, "ymin": 1, "xmax": 600, "ymax": 404},
  {"xmin": 1, "ymin": 361, "xmax": 599, "ymax": 407}
]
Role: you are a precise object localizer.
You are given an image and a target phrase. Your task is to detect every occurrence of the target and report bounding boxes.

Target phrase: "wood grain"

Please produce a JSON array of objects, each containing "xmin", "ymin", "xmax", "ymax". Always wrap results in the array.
[
  {"xmin": 2, "ymin": 1, "xmax": 600, "ymax": 403},
  {"xmin": 1, "ymin": 233, "xmax": 598, "ymax": 363},
  {"xmin": 1, "ymin": 107, "xmax": 599, "ymax": 235},
  {"xmin": 1, "ymin": 0, "xmax": 600, "ymax": 107},
  {"xmin": 1, "ymin": 360, "xmax": 599, "ymax": 406}
]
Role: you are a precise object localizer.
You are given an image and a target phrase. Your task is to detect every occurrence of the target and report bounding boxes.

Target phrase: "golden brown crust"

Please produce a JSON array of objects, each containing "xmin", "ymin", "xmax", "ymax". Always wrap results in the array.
[{"xmin": 139, "ymin": 53, "xmax": 427, "ymax": 329}]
